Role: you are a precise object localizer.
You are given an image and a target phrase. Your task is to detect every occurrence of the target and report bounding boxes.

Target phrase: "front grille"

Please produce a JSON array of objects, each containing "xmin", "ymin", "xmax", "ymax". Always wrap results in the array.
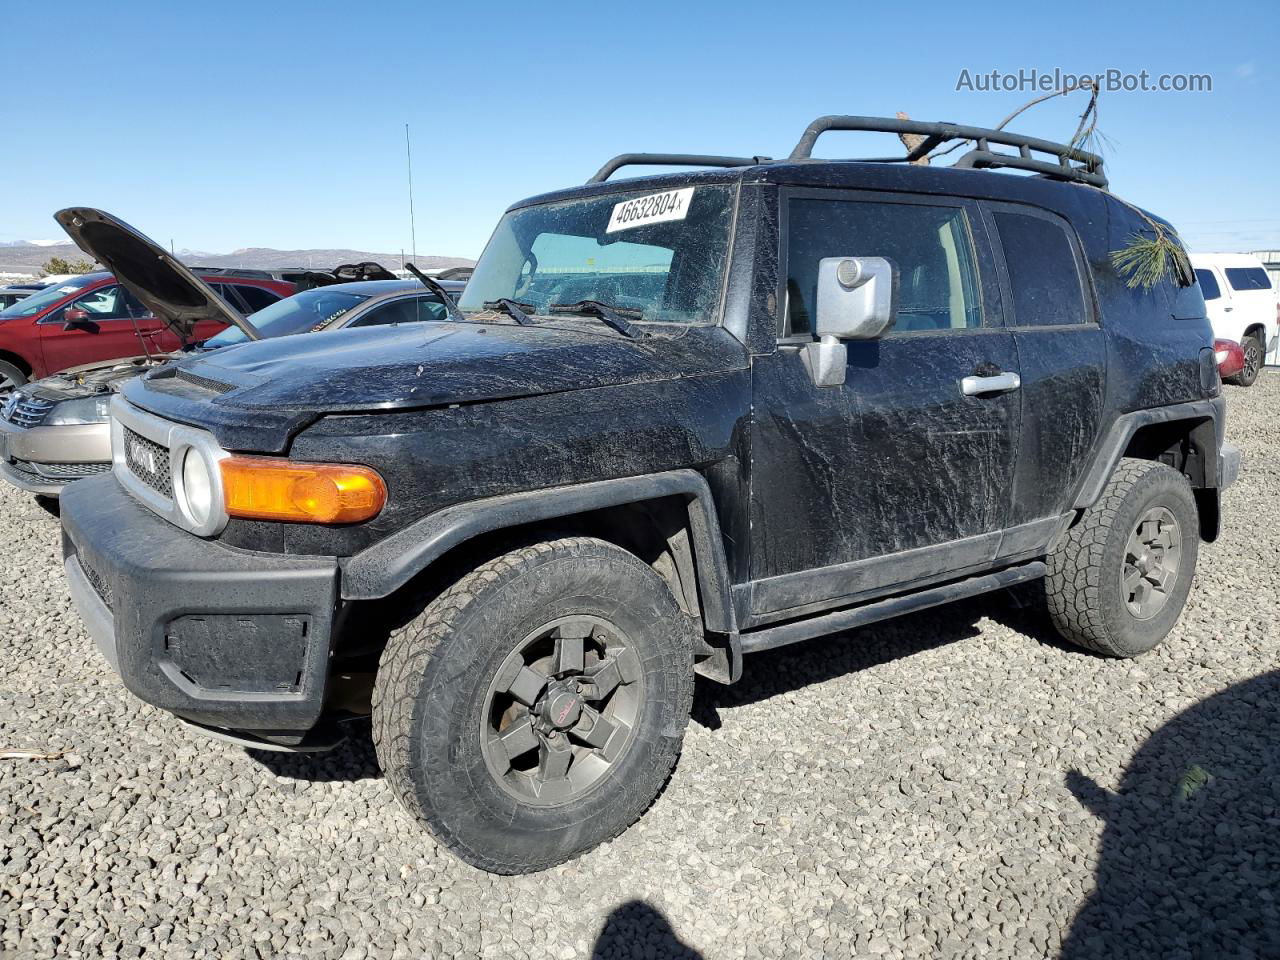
[
  {"xmin": 175, "ymin": 369, "xmax": 235, "ymax": 395},
  {"xmin": 80, "ymin": 556, "xmax": 113, "ymax": 610},
  {"xmin": 122, "ymin": 427, "xmax": 172, "ymax": 497},
  {"xmin": 1, "ymin": 395, "xmax": 55, "ymax": 428},
  {"xmin": 10, "ymin": 459, "xmax": 111, "ymax": 482}
]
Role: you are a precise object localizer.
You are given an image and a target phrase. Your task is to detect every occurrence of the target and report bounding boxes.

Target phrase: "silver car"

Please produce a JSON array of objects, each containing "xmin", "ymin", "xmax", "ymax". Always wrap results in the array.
[{"xmin": 0, "ymin": 277, "xmax": 464, "ymax": 497}]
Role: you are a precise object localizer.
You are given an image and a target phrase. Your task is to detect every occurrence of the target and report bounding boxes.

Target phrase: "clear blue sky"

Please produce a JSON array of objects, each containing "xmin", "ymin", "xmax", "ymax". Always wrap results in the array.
[{"xmin": 4, "ymin": 0, "xmax": 1276, "ymax": 259}]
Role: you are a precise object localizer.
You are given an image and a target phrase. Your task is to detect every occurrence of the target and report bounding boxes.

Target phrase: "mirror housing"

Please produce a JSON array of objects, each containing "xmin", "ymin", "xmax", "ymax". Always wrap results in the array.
[
  {"xmin": 63, "ymin": 307, "xmax": 95, "ymax": 331},
  {"xmin": 802, "ymin": 256, "xmax": 898, "ymax": 387},
  {"xmin": 816, "ymin": 256, "xmax": 898, "ymax": 340}
]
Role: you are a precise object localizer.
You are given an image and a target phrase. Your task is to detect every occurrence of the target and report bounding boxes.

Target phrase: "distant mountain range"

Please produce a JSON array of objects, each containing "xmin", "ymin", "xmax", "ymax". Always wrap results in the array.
[{"xmin": 0, "ymin": 242, "xmax": 473, "ymax": 277}]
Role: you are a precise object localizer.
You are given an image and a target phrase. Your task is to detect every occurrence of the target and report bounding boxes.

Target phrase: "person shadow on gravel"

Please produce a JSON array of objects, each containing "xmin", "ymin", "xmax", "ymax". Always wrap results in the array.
[
  {"xmin": 1061, "ymin": 669, "xmax": 1280, "ymax": 959},
  {"xmin": 590, "ymin": 901, "xmax": 704, "ymax": 959}
]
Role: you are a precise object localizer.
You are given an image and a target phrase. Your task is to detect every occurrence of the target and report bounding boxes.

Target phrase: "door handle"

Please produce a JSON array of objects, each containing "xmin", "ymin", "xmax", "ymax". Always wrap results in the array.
[{"xmin": 960, "ymin": 371, "xmax": 1021, "ymax": 396}]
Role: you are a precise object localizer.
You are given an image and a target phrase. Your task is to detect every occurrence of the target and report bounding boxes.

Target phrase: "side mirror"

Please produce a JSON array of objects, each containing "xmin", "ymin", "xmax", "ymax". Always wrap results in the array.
[
  {"xmin": 63, "ymin": 307, "xmax": 96, "ymax": 331},
  {"xmin": 802, "ymin": 256, "xmax": 898, "ymax": 387}
]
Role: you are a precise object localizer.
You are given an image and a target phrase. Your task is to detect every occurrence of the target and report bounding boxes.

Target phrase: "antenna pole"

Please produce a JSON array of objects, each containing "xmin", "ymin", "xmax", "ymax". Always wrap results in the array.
[{"xmin": 405, "ymin": 123, "xmax": 417, "ymax": 268}]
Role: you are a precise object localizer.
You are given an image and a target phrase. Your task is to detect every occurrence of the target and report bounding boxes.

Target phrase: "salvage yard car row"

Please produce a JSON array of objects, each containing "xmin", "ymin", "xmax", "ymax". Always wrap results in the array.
[{"xmin": 5, "ymin": 115, "xmax": 1246, "ymax": 875}]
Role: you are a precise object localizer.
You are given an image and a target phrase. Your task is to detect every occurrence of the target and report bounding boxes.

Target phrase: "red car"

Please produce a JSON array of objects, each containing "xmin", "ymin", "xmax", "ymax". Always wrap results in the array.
[
  {"xmin": 0, "ymin": 271, "xmax": 294, "ymax": 390},
  {"xmin": 1214, "ymin": 338, "xmax": 1246, "ymax": 381}
]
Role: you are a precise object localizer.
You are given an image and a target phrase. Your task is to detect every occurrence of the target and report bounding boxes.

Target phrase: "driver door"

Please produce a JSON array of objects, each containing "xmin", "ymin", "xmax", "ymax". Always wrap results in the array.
[
  {"xmin": 39, "ymin": 284, "xmax": 157, "ymax": 374},
  {"xmin": 744, "ymin": 189, "xmax": 1021, "ymax": 624}
]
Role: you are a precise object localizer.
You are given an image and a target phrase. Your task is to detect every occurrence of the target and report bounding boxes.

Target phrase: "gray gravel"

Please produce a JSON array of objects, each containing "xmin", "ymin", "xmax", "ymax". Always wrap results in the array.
[{"xmin": 2, "ymin": 375, "xmax": 1278, "ymax": 959}]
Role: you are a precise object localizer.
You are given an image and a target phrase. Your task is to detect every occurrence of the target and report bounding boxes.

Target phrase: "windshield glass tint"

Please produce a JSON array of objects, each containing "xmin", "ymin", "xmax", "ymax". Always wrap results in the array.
[
  {"xmin": 203, "ymin": 289, "xmax": 371, "ymax": 347},
  {"xmin": 459, "ymin": 183, "xmax": 735, "ymax": 325},
  {"xmin": 0, "ymin": 274, "xmax": 100, "ymax": 318}
]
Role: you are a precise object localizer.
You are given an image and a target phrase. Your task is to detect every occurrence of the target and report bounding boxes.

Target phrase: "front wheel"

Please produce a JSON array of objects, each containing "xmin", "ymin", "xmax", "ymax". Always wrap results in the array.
[
  {"xmin": 0, "ymin": 360, "xmax": 27, "ymax": 395},
  {"xmin": 372, "ymin": 536, "xmax": 695, "ymax": 874},
  {"xmin": 1045, "ymin": 458, "xmax": 1199, "ymax": 658}
]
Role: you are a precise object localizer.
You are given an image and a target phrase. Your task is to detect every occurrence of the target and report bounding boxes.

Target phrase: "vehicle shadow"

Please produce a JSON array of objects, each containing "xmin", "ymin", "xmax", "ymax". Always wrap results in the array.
[
  {"xmin": 246, "ymin": 720, "xmax": 382, "ymax": 783},
  {"xmin": 590, "ymin": 900, "xmax": 705, "ymax": 959},
  {"xmin": 1060, "ymin": 669, "xmax": 1280, "ymax": 958},
  {"xmin": 692, "ymin": 593, "xmax": 1003, "ymax": 729}
]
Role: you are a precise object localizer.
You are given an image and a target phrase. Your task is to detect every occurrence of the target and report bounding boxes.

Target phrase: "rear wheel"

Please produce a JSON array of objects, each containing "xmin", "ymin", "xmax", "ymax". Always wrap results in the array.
[
  {"xmin": 1229, "ymin": 333, "xmax": 1264, "ymax": 386},
  {"xmin": 1046, "ymin": 458, "xmax": 1199, "ymax": 658},
  {"xmin": 372, "ymin": 536, "xmax": 696, "ymax": 873}
]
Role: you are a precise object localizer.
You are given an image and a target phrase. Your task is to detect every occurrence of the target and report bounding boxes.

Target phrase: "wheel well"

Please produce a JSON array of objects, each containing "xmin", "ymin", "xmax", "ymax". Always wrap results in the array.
[
  {"xmin": 1243, "ymin": 323, "xmax": 1267, "ymax": 346},
  {"xmin": 332, "ymin": 496, "xmax": 716, "ymax": 673},
  {"xmin": 1123, "ymin": 418, "xmax": 1219, "ymax": 542},
  {"xmin": 1123, "ymin": 417, "xmax": 1215, "ymax": 488},
  {"xmin": 0, "ymin": 350, "xmax": 31, "ymax": 377}
]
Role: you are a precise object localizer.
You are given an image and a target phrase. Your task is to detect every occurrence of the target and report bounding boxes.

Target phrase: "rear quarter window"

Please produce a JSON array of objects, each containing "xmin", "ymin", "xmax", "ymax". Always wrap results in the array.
[
  {"xmin": 1224, "ymin": 267, "xmax": 1272, "ymax": 292},
  {"xmin": 992, "ymin": 211, "xmax": 1090, "ymax": 326},
  {"xmin": 235, "ymin": 284, "xmax": 282, "ymax": 312}
]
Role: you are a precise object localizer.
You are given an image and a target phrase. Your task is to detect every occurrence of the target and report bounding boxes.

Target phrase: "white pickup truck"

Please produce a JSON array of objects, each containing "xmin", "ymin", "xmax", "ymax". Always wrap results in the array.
[{"xmin": 1192, "ymin": 253, "xmax": 1279, "ymax": 386}]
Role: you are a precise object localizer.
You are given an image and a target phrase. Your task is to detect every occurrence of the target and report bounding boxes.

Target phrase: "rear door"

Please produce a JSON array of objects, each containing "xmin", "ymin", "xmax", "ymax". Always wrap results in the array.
[
  {"xmin": 745, "ymin": 189, "xmax": 1022, "ymax": 624},
  {"xmin": 981, "ymin": 202, "xmax": 1106, "ymax": 558}
]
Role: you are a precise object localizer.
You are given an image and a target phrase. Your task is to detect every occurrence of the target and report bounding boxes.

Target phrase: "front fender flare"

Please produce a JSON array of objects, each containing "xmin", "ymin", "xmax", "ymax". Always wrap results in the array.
[{"xmin": 339, "ymin": 469, "xmax": 738, "ymax": 634}]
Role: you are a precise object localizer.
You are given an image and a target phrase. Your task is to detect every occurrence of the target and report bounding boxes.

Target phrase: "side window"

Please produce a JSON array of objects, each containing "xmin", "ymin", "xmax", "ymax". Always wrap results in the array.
[
  {"xmin": 1224, "ymin": 267, "xmax": 1272, "ymax": 292},
  {"xmin": 992, "ymin": 211, "xmax": 1089, "ymax": 326},
  {"xmin": 1195, "ymin": 269, "xmax": 1222, "ymax": 301},
  {"xmin": 71, "ymin": 285, "xmax": 130, "ymax": 319},
  {"xmin": 234, "ymin": 285, "xmax": 281, "ymax": 313},
  {"xmin": 786, "ymin": 198, "xmax": 981, "ymax": 336},
  {"xmin": 212, "ymin": 283, "xmax": 248, "ymax": 312},
  {"xmin": 350, "ymin": 298, "xmax": 421, "ymax": 327},
  {"xmin": 415, "ymin": 295, "xmax": 449, "ymax": 322}
]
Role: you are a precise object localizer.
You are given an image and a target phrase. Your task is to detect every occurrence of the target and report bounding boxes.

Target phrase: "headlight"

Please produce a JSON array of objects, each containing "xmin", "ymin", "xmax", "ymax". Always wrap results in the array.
[
  {"xmin": 179, "ymin": 448, "xmax": 215, "ymax": 527},
  {"xmin": 44, "ymin": 394, "xmax": 112, "ymax": 426},
  {"xmin": 1214, "ymin": 349, "xmax": 1229, "ymax": 363}
]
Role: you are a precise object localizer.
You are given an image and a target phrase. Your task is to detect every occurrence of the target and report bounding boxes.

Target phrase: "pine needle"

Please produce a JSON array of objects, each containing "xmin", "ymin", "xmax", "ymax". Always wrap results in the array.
[{"xmin": 1110, "ymin": 227, "xmax": 1193, "ymax": 290}]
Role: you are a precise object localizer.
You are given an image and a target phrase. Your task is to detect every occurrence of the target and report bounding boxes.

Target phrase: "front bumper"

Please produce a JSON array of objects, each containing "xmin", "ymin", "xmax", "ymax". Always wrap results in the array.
[
  {"xmin": 61, "ymin": 475, "xmax": 340, "ymax": 736},
  {"xmin": 0, "ymin": 418, "xmax": 111, "ymax": 496}
]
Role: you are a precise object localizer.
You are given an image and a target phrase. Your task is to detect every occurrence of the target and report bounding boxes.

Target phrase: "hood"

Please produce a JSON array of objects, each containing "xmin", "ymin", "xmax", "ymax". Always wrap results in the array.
[
  {"xmin": 53, "ymin": 207, "xmax": 263, "ymax": 345},
  {"xmin": 135, "ymin": 320, "xmax": 746, "ymax": 415}
]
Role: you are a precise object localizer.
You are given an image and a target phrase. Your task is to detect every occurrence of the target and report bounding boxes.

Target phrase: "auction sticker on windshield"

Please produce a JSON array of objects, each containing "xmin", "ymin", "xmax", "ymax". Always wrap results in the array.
[{"xmin": 607, "ymin": 188, "xmax": 695, "ymax": 234}]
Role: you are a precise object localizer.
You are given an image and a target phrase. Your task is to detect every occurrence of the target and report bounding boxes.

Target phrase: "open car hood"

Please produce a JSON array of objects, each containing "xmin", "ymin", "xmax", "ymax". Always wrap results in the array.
[{"xmin": 53, "ymin": 207, "xmax": 262, "ymax": 345}]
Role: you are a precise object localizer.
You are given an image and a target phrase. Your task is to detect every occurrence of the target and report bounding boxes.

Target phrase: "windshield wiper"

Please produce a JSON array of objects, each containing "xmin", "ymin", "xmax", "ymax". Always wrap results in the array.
[
  {"xmin": 405, "ymin": 263, "xmax": 466, "ymax": 323},
  {"xmin": 482, "ymin": 298, "xmax": 538, "ymax": 326},
  {"xmin": 548, "ymin": 300, "xmax": 648, "ymax": 339}
]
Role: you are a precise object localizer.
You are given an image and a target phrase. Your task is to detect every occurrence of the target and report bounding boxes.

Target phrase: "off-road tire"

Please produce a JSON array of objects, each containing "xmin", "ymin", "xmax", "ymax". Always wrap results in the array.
[
  {"xmin": 1046, "ymin": 458, "xmax": 1199, "ymax": 658},
  {"xmin": 372, "ymin": 536, "xmax": 696, "ymax": 874},
  {"xmin": 1228, "ymin": 333, "xmax": 1264, "ymax": 387}
]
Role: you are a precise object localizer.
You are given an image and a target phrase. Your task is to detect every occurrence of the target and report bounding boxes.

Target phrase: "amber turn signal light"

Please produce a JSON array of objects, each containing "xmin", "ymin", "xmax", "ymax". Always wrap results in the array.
[{"xmin": 220, "ymin": 456, "xmax": 386, "ymax": 524}]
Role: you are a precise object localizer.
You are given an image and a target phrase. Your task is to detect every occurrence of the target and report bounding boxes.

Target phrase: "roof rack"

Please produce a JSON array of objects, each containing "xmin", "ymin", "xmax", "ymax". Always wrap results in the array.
[
  {"xmin": 788, "ymin": 115, "xmax": 1107, "ymax": 188},
  {"xmin": 588, "ymin": 153, "xmax": 772, "ymax": 184}
]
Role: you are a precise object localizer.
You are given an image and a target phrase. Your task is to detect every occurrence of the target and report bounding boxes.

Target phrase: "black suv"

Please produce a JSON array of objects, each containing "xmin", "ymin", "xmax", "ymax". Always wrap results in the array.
[{"xmin": 57, "ymin": 117, "xmax": 1239, "ymax": 874}]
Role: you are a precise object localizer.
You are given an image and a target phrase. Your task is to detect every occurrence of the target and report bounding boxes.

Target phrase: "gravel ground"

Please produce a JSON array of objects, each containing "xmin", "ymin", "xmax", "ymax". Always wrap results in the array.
[{"xmin": 2, "ymin": 374, "xmax": 1277, "ymax": 960}]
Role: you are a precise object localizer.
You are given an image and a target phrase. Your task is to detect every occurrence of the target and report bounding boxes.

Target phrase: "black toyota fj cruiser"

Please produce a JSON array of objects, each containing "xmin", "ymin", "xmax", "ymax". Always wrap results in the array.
[{"xmin": 57, "ymin": 116, "xmax": 1239, "ymax": 874}]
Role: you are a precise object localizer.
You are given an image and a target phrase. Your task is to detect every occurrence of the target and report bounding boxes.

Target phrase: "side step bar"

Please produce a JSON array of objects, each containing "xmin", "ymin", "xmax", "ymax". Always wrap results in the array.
[{"xmin": 738, "ymin": 561, "xmax": 1046, "ymax": 656}]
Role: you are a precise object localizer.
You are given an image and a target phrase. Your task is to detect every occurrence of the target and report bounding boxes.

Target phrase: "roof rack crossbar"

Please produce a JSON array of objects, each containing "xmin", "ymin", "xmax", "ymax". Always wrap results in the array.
[
  {"xmin": 788, "ymin": 116, "xmax": 1107, "ymax": 188},
  {"xmin": 588, "ymin": 153, "xmax": 771, "ymax": 184}
]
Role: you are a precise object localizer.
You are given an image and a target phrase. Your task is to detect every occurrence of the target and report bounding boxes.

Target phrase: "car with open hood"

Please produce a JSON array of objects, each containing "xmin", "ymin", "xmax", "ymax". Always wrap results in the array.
[
  {"xmin": 0, "ymin": 263, "xmax": 463, "ymax": 497},
  {"xmin": 0, "ymin": 238, "xmax": 293, "ymax": 392},
  {"xmin": 56, "ymin": 116, "xmax": 1239, "ymax": 875}
]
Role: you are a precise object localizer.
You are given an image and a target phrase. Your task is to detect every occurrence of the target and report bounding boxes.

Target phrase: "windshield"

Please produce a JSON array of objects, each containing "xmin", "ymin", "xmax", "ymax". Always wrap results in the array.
[
  {"xmin": 459, "ymin": 183, "xmax": 736, "ymax": 325},
  {"xmin": 0, "ymin": 274, "xmax": 100, "ymax": 319},
  {"xmin": 204, "ymin": 289, "xmax": 371, "ymax": 348}
]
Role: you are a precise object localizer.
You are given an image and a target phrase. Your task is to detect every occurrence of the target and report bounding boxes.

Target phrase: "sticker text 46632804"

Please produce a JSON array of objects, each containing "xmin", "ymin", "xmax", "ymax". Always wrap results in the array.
[{"xmin": 606, "ymin": 188, "xmax": 695, "ymax": 234}]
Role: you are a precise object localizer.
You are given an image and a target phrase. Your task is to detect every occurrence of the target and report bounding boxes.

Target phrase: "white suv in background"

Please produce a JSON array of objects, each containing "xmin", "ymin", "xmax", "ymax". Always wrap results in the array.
[{"xmin": 1192, "ymin": 253, "xmax": 1279, "ymax": 386}]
